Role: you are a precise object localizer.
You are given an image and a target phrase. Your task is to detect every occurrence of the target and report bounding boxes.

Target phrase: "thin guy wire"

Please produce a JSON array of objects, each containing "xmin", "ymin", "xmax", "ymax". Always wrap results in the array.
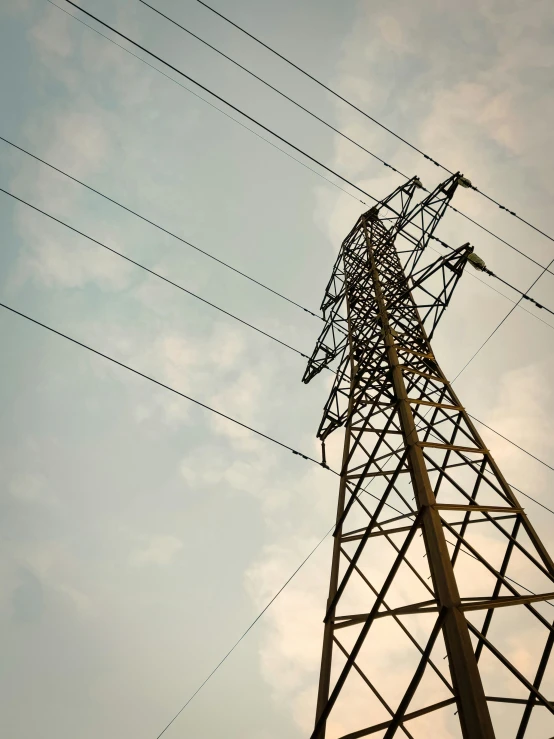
[
  {"xmin": 468, "ymin": 415, "xmax": 554, "ymax": 474},
  {"xmin": 0, "ymin": 187, "xmax": 312, "ymax": 360},
  {"xmin": 195, "ymin": 0, "xmax": 554, "ymax": 254},
  {"xmin": 44, "ymin": 0, "xmax": 366, "ymax": 212},
  {"xmin": 61, "ymin": 0, "xmax": 380, "ymax": 207},
  {"xmin": 452, "ymin": 256, "xmax": 554, "ymax": 382},
  {"xmin": 153, "ymin": 524, "xmax": 334, "ymax": 738},
  {"xmin": 50, "ymin": 0, "xmax": 554, "ymax": 280}
]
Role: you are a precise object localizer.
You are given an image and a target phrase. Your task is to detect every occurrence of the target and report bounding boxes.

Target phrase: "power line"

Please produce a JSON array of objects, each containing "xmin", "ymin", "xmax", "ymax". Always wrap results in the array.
[
  {"xmin": 7, "ymin": 132, "xmax": 554, "ymax": 334},
  {"xmin": 431, "ymin": 236, "xmax": 554, "ymax": 316},
  {"xmin": 0, "ymin": 134, "xmax": 321, "ymax": 320},
  {"xmin": 51, "ymin": 0, "xmax": 554, "ymax": 281},
  {"xmin": 45, "ymin": 0, "xmax": 367, "ymax": 213},
  {"xmin": 4, "ymin": 183, "xmax": 553, "ymax": 480},
  {"xmin": 194, "ymin": 0, "xmax": 554, "ymax": 254},
  {"xmin": 0, "ymin": 299, "xmax": 326, "ymax": 465},
  {"xmin": 4, "ymin": 293, "xmax": 550, "ymax": 513},
  {"xmin": 143, "ymin": 0, "xmax": 554, "ymax": 280},
  {"xmin": 137, "ymin": 0, "xmax": 408, "ymax": 178},
  {"xmin": 61, "ymin": 0, "xmax": 380, "ymax": 207},
  {"xmin": 0, "ymin": 187, "xmax": 314, "ymax": 359}
]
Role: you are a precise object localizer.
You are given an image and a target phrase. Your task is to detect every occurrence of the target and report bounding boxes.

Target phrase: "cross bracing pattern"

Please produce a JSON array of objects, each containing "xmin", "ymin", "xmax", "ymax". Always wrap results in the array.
[{"xmin": 304, "ymin": 176, "xmax": 554, "ymax": 739}]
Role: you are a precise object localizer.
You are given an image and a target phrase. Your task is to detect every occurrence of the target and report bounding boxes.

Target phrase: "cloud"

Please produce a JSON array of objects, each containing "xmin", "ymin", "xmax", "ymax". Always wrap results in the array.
[{"xmin": 130, "ymin": 535, "xmax": 183, "ymax": 566}]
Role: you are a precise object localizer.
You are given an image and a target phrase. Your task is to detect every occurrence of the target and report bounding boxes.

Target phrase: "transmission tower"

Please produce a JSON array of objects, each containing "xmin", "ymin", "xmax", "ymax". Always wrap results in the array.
[{"xmin": 303, "ymin": 174, "xmax": 554, "ymax": 738}]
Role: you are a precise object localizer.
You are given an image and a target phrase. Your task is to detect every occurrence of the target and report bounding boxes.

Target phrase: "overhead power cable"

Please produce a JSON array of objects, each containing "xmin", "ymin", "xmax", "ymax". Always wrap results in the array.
[
  {"xmin": 0, "ymin": 187, "xmax": 312, "ymax": 360},
  {"xmin": 137, "ymin": 0, "xmax": 406, "ymax": 177},
  {"xmin": 195, "ymin": 0, "xmax": 554, "ymax": 253},
  {"xmin": 45, "ymin": 0, "xmax": 367, "ymax": 212},
  {"xmin": 52, "ymin": 0, "xmax": 554, "ymax": 280},
  {"xmin": 4, "ymin": 183, "xmax": 553, "ymax": 477},
  {"xmin": 431, "ymin": 236, "xmax": 554, "ymax": 317},
  {"xmin": 143, "ymin": 0, "xmax": 554, "ymax": 279},
  {"xmin": 0, "ymin": 300, "xmax": 326, "ymax": 467},
  {"xmin": 61, "ymin": 0, "xmax": 380, "ymax": 208},
  {"xmin": 7, "ymin": 133, "xmax": 554, "ymax": 334},
  {"xmin": 0, "ymin": 134, "xmax": 322, "ymax": 320},
  {"xmin": 3, "ymin": 295, "xmax": 551, "ymax": 509}
]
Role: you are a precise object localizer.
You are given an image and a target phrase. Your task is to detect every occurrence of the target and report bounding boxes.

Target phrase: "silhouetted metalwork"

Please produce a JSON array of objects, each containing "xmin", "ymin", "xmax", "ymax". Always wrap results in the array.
[{"xmin": 304, "ymin": 175, "xmax": 554, "ymax": 738}]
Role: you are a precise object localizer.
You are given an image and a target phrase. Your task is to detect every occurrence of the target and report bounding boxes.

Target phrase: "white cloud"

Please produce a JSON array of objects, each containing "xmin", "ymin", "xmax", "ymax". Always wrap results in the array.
[{"xmin": 130, "ymin": 535, "xmax": 183, "ymax": 566}]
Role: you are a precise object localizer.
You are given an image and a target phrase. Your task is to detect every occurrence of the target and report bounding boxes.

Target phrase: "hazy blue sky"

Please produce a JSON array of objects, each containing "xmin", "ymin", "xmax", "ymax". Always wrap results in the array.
[{"xmin": 1, "ymin": 0, "xmax": 554, "ymax": 737}]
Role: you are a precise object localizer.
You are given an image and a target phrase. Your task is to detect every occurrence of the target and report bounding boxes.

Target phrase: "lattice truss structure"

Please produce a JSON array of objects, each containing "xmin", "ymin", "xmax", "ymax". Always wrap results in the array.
[{"xmin": 303, "ymin": 175, "xmax": 554, "ymax": 739}]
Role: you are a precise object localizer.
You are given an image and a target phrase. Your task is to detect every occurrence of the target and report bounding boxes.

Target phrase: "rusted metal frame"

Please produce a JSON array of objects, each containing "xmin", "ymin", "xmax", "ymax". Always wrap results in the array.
[
  {"xmin": 466, "ymin": 621, "xmax": 554, "ymax": 717},
  {"xmin": 341, "ymin": 388, "xmax": 402, "ymax": 474},
  {"xmin": 326, "ymin": 456, "xmax": 411, "ymax": 620},
  {"xmin": 440, "ymin": 518, "xmax": 554, "ymax": 634},
  {"xmin": 335, "ymin": 601, "xmax": 441, "ymax": 627},
  {"xmin": 428, "ymin": 413, "xmax": 465, "ymax": 506},
  {"xmin": 415, "ymin": 398, "xmax": 482, "ymax": 451},
  {"xmin": 366, "ymin": 222, "xmax": 495, "ymax": 739},
  {"xmin": 488, "ymin": 696, "xmax": 554, "ymax": 705},
  {"xmin": 411, "ymin": 386, "xmax": 452, "ymax": 438},
  {"xmin": 475, "ymin": 518, "xmax": 521, "ymax": 663},
  {"xmin": 449, "ymin": 514, "xmax": 517, "ymax": 527},
  {"xmin": 339, "ymin": 698, "xmax": 458, "ymax": 739},
  {"xmin": 314, "ymin": 290, "xmax": 358, "ymax": 732},
  {"xmin": 383, "ymin": 610, "xmax": 447, "ymax": 738},
  {"xmin": 340, "ymin": 548, "xmax": 452, "ymax": 692},
  {"xmin": 420, "ymin": 441, "xmax": 486, "ymax": 453},
  {"xmin": 421, "ymin": 406, "xmax": 488, "ymax": 453},
  {"xmin": 422, "ymin": 450, "xmax": 513, "ymax": 511},
  {"xmin": 332, "ymin": 636, "xmax": 416, "ymax": 739},
  {"xmin": 351, "ymin": 449, "xmax": 416, "ymax": 517},
  {"xmin": 451, "ymin": 457, "xmax": 489, "ymax": 567},
  {"xmin": 342, "ymin": 521, "xmax": 431, "ymax": 600},
  {"xmin": 346, "ymin": 442, "xmax": 408, "ymax": 479},
  {"xmin": 310, "ymin": 512, "xmax": 424, "ymax": 739},
  {"xmin": 426, "ymin": 467, "xmax": 554, "ymax": 582},
  {"xmin": 407, "ymin": 398, "xmax": 462, "ymax": 411},
  {"xmin": 346, "ymin": 467, "xmax": 411, "ymax": 479},
  {"xmin": 341, "ymin": 524, "xmax": 414, "ymax": 543},
  {"xmin": 427, "ymin": 442, "xmax": 513, "ymax": 507},
  {"xmin": 461, "ymin": 592, "xmax": 554, "ymax": 612},
  {"xmin": 334, "ymin": 450, "xmax": 409, "ymax": 537},
  {"xmin": 428, "ymin": 366, "xmax": 554, "ymax": 578},
  {"xmin": 436, "ymin": 504, "xmax": 521, "ymax": 513},
  {"xmin": 516, "ymin": 620, "xmax": 554, "ymax": 738}
]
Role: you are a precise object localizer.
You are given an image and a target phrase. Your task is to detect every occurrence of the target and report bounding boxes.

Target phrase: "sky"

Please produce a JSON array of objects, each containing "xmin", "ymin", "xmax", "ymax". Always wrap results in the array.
[{"xmin": 0, "ymin": 0, "xmax": 554, "ymax": 737}]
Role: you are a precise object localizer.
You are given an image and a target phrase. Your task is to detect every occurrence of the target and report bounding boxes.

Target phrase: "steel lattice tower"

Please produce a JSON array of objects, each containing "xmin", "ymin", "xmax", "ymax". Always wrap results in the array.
[{"xmin": 303, "ymin": 175, "xmax": 554, "ymax": 738}]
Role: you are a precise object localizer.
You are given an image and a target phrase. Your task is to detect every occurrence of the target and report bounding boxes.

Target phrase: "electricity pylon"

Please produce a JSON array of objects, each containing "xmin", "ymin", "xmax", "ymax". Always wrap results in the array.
[{"xmin": 303, "ymin": 175, "xmax": 554, "ymax": 738}]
